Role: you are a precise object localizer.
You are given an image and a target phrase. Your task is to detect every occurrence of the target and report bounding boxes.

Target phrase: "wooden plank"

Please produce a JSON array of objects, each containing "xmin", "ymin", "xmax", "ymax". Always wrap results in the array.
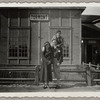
[
  {"xmin": 0, "ymin": 69, "xmax": 35, "ymax": 71},
  {"xmin": 86, "ymin": 63, "xmax": 92, "ymax": 86},
  {"xmin": 31, "ymin": 22, "xmax": 39, "ymax": 65},
  {"xmin": 92, "ymin": 79, "xmax": 100, "ymax": 82},
  {"xmin": 7, "ymin": 12, "xmax": 10, "ymax": 64},
  {"xmin": 27, "ymin": 25, "xmax": 31, "ymax": 64},
  {"xmin": 50, "ymin": 26, "xmax": 71, "ymax": 29},
  {"xmin": 60, "ymin": 70, "xmax": 86, "ymax": 73},
  {"xmin": 91, "ymin": 70, "xmax": 100, "ymax": 73},
  {"xmin": 70, "ymin": 14, "xmax": 72, "ymax": 64},
  {"xmin": 0, "ymin": 67, "xmax": 36, "ymax": 69},
  {"xmin": 53, "ymin": 79, "xmax": 86, "ymax": 82},
  {"xmin": 38, "ymin": 21, "xmax": 40, "ymax": 64},
  {"xmin": 0, "ymin": 78, "xmax": 35, "ymax": 81},
  {"xmin": 0, "ymin": 81, "xmax": 36, "ymax": 84},
  {"xmin": 9, "ymin": 26, "xmax": 30, "ymax": 29},
  {"xmin": 0, "ymin": 64, "xmax": 37, "ymax": 66},
  {"xmin": 59, "ymin": 10, "xmax": 61, "ymax": 26}
]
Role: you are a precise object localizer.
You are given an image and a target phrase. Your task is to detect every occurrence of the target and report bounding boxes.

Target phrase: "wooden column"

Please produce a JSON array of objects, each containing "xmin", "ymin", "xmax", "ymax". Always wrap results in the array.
[
  {"xmin": 86, "ymin": 62, "xmax": 92, "ymax": 86},
  {"xmin": 35, "ymin": 65, "xmax": 39, "ymax": 86}
]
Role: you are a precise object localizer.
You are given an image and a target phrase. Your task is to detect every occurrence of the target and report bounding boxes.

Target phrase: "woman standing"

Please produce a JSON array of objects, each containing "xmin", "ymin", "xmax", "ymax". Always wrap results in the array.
[{"xmin": 40, "ymin": 41, "xmax": 53, "ymax": 89}]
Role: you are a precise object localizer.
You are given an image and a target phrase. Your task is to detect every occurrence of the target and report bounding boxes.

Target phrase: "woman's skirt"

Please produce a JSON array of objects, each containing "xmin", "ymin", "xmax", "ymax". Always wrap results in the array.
[{"xmin": 40, "ymin": 60, "xmax": 52, "ymax": 83}]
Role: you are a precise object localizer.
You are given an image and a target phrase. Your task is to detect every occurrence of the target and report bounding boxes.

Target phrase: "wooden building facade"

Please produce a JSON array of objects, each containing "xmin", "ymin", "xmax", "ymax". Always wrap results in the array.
[{"xmin": 0, "ymin": 8, "xmax": 85, "ymax": 66}]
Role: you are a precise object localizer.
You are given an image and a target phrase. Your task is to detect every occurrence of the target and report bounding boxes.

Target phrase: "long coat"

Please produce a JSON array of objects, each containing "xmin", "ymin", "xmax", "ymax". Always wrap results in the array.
[
  {"xmin": 52, "ymin": 35, "xmax": 64, "ymax": 64},
  {"xmin": 40, "ymin": 48, "xmax": 53, "ymax": 83}
]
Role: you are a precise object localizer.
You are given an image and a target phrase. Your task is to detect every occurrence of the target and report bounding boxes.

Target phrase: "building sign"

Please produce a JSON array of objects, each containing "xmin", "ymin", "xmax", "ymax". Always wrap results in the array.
[
  {"xmin": 30, "ymin": 14, "xmax": 48, "ymax": 21},
  {"xmin": 88, "ymin": 40, "xmax": 96, "ymax": 44}
]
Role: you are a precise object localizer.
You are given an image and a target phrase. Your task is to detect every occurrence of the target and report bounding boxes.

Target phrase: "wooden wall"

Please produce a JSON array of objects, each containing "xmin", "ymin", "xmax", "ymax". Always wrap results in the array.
[
  {"xmin": 0, "ymin": 8, "xmax": 83, "ymax": 65},
  {"xmin": 29, "ymin": 9, "xmax": 82, "ymax": 65},
  {"xmin": 0, "ymin": 11, "xmax": 8, "ymax": 64}
]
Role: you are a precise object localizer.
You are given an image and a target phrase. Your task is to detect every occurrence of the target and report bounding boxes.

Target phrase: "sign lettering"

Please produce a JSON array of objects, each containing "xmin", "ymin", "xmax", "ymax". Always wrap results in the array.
[{"xmin": 30, "ymin": 14, "xmax": 48, "ymax": 21}]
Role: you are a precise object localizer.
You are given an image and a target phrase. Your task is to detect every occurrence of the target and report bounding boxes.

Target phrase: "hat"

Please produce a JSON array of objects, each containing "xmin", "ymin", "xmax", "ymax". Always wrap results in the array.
[
  {"xmin": 56, "ymin": 30, "xmax": 61, "ymax": 34},
  {"xmin": 44, "ymin": 41, "xmax": 50, "ymax": 46}
]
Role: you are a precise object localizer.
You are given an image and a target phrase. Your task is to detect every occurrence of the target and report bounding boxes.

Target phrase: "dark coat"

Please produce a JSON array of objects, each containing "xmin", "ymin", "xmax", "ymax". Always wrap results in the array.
[
  {"xmin": 52, "ymin": 35, "xmax": 64, "ymax": 64},
  {"xmin": 40, "ymin": 48, "xmax": 53, "ymax": 83},
  {"xmin": 53, "ymin": 47, "xmax": 63, "ymax": 64}
]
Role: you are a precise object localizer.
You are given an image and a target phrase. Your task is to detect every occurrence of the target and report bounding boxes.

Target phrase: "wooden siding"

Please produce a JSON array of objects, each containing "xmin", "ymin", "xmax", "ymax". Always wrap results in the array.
[
  {"xmin": 0, "ymin": 12, "xmax": 8, "ymax": 64},
  {"xmin": 72, "ymin": 18, "xmax": 81, "ymax": 64},
  {"xmin": 0, "ymin": 9, "xmax": 83, "ymax": 65}
]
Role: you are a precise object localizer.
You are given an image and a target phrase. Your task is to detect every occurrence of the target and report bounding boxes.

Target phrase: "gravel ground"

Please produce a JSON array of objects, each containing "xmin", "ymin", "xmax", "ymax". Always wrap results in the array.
[{"xmin": 0, "ymin": 82, "xmax": 100, "ymax": 92}]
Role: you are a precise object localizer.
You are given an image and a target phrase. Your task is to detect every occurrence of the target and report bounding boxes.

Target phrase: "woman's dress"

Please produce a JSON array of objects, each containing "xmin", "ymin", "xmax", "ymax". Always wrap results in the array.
[{"xmin": 40, "ymin": 48, "xmax": 53, "ymax": 83}]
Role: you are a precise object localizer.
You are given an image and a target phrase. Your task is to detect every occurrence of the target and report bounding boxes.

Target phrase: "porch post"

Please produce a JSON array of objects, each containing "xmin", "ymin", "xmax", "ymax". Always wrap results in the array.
[{"xmin": 86, "ymin": 62, "xmax": 92, "ymax": 86}]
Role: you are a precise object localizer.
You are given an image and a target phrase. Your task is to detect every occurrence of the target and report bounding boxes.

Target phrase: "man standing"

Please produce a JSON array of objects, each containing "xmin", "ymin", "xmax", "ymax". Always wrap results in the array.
[{"xmin": 51, "ymin": 30, "xmax": 64, "ymax": 89}]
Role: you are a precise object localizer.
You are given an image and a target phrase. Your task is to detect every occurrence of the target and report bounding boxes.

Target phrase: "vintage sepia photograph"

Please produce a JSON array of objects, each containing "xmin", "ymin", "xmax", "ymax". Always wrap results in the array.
[{"xmin": 0, "ymin": 1, "xmax": 100, "ymax": 97}]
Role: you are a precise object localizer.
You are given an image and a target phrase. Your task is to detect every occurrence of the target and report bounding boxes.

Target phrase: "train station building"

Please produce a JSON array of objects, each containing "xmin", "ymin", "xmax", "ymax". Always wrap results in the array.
[{"xmin": 0, "ymin": 1, "xmax": 100, "ymax": 84}]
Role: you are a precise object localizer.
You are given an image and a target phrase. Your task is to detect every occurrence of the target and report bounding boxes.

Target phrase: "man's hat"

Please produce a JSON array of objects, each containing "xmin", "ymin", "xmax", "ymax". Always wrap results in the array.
[{"xmin": 56, "ymin": 30, "xmax": 61, "ymax": 34}]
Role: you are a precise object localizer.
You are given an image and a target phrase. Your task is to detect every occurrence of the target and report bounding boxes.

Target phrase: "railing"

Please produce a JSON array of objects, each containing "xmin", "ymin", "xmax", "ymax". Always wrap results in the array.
[
  {"xmin": 83, "ymin": 62, "xmax": 100, "ymax": 86},
  {"xmin": 60, "ymin": 65, "xmax": 86, "ymax": 82},
  {"xmin": 0, "ymin": 64, "xmax": 39, "ymax": 85},
  {"xmin": 54, "ymin": 63, "xmax": 100, "ymax": 86},
  {"xmin": 0, "ymin": 63, "xmax": 99, "ymax": 86}
]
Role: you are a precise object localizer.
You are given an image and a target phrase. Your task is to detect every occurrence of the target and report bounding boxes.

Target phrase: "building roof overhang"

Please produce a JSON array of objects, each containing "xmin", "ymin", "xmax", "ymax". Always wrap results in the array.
[
  {"xmin": 82, "ymin": 15, "xmax": 100, "ymax": 24},
  {"xmin": 0, "ymin": 0, "xmax": 99, "ymax": 3},
  {"xmin": 0, "ymin": 0, "xmax": 86, "ymax": 10}
]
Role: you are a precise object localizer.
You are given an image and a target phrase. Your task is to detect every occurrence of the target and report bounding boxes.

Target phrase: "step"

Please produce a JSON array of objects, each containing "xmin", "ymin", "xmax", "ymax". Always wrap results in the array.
[
  {"xmin": 53, "ymin": 79, "xmax": 86, "ymax": 82},
  {"xmin": 52, "ymin": 64, "xmax": 86, "ymax": 81},
  {"xmin": 60, "ymin": 64, "xmax": 85, "ymax": 69}
]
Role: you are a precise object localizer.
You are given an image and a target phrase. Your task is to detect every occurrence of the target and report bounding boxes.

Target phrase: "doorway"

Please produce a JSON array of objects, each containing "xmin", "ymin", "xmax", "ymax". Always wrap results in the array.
[
  {"xmin": 31, "ymin": 21, "xmax": 49, "ymax": 65},
  {"xmin": 86, "ymin": 44, "xmax": 100, "ymax": 64},
  {"xmin": 86, "ymin": 45, "xmax": 92, "ymax": 63}
]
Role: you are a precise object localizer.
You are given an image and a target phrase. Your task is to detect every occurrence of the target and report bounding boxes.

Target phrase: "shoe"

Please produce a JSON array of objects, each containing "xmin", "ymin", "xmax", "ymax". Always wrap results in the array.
[
  {"xmin": 43, "ymin": 85, "xmax": 47, "ymax": 89},
  {"xmin": 55, "ymin": 85, "xmax": 61, "ymax": 89}
]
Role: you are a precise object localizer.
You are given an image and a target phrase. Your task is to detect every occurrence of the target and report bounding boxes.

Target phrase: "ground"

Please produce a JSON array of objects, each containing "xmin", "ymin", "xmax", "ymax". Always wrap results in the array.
[{"xmin": 0, "ymin": 82, "xmax": 100, "ymax": 92}]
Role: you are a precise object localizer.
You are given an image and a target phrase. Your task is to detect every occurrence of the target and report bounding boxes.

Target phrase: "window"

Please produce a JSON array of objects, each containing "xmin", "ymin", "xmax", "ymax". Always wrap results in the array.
[
  {"xmin": 9, "ymin": 29, "xmax": 18, "ymax": 57},
  {"xmin": 8, "ymin": 10, "xmax": 30, "ymax": 59},
  {"xmin": 8, "ymin": 28, "xmax": 30, "ymax": 59}
]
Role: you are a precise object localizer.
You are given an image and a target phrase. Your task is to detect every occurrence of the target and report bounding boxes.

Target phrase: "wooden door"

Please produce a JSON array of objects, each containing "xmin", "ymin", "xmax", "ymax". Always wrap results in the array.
[
  {"xmin": 31, "ymin": 22, "xmax": 39, "ymax": 65},
  {"xmin": 40, "ymin": 22, "xmax": 49, "ymax": 62},
  {"xmin": 31, "ymin": 21, "xmax": 49, "ymax": 65},
  {"xmin": 40, "ymin": 22, "xmax": 49, "ymax": 51}
]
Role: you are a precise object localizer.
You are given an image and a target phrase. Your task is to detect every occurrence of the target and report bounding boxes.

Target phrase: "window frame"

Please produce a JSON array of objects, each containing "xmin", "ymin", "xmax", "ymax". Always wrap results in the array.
[{"xmin": 7, "ymin": 26, "xmax": 30, "ymax": 60}]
